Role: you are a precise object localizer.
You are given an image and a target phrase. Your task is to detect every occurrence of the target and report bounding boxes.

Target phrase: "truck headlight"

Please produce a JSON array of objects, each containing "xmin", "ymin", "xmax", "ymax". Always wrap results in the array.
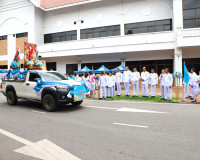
[{"xmin": 55, "ymin": 86, "xmax": 69, "ymax": 91}]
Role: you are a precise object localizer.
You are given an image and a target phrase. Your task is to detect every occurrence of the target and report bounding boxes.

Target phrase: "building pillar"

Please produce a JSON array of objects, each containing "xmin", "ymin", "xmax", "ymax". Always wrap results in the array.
[
  {"xmin": 173, "ymin": 0, "xmax": 183, "ymax": 32},
  {"xmin": 77, "ymin": 61, "xmax": 82, "ymax": 70},
  {"xmin": 7, "ymin": 34, "xmax": 16, "ymax": 69},
  {"xmin": 121, "ymin": 58, "xmax": 126, "ymax": 67},
  {"xmin": 174, "ymin": 48, "xmax": 182, "ymax": 73},
  {"xmin": 120, "ymin": 14, "xmax": 125, "ymax": 36}
]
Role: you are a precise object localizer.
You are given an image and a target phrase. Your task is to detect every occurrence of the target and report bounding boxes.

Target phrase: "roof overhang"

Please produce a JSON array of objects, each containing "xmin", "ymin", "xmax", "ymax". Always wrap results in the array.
[{"xmin": 29, "ymin": 0, "xmax": 102, "ymax": 11}]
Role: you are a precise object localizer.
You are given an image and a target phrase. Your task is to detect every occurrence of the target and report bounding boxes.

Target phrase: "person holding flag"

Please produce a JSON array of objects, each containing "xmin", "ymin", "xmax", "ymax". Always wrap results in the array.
[
  {"xmin": 10, "ymin": 48, "xmax": 20, "ymax": 72},
  {"xmin": 183, "ymin": 64, "xmax": 191, "ymax": 99}
]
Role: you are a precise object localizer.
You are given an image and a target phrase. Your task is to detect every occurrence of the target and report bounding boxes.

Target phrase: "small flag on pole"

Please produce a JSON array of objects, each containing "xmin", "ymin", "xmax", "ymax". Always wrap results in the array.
[
  {"xmin": 184, "ymin": 64, "xmax": 190, "ymax": 84},
  {"xmin": 14, "ymin": 47, "xmax": 20, "ymax": 60}
]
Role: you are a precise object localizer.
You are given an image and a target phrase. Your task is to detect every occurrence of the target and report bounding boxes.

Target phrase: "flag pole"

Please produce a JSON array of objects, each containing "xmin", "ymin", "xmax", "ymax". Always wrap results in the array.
[{"xmin": 183, "ymin": 61, "xmax": 186, "ymax": 102}]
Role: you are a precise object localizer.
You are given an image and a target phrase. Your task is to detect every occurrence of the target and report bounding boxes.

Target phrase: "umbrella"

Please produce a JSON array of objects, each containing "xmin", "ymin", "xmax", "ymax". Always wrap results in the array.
[
  {"xmin": 74, "ymin": 66, "xmax": 91, "ymax": 74},
  {"xmin": 94, "ymin": 65, "xmax": 110, "ymax": 74},
  {"xmin": 111, "ymin": 64, "xmax": 125, "ymax": 73}
]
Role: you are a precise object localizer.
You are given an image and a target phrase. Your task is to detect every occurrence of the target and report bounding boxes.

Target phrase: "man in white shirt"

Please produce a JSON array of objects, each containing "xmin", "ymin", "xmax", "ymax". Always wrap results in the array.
[
  {"xmin": 149, "ymin": 68, "xmax": 158, "ymax": 98},
  {"xmin": 107, "ymin": 72, "xmax": 115, "ymax": 99},
  {"xmin": 98, "ymin": 72, "xmax": 107, "ymax": 99},
  {"xmin": 192, "ymin": 71, "xmax": 200, "ymax": 102},
  {"xmin": 115, "ymin": 68, "xmax": 122, "ymax": 96},
  {"xmin": 163, "ymin": 68, "xmax": 173, "ymax": 101},
  {"xmin": 141, "ymin": 67, "xmax": 150, "ymax": 97},
  {"xmin": 111, "ymin": 71, "xmax": 116, "ymax": 97},
  {"xmin": 131, "ymin": 68, "xmax": 140, "ymax": 97},
  {"xmin": 189, "ymin": 68, "xmax": 197, "ymax": 100},
  {"xmin": 159, "ymin": 69, "xmax": 165, "ymax": 100},
  {"xmin": 123, "ymin": 67, "xmax": 132, "ymax": 96}
]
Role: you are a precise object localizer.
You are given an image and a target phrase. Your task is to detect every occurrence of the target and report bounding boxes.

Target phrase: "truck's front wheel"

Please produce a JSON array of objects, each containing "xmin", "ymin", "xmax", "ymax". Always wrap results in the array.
[
  {"xmin": 6, "ymin": 91, "xmax": 18, "ymax": 106},
  {"xmin": 42, "ymin": 94, "xmax": 58, "ymax": 112}
]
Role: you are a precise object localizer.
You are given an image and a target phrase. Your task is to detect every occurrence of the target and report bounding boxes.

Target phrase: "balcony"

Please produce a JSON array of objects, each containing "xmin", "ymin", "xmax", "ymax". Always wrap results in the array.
[
  {"xmin": 177, "ymin": 28, "xmax": 200, "ymax": 47},
  {"xmin": 38, "ymin": 31, "xmax": 175, "ymax": 58}
]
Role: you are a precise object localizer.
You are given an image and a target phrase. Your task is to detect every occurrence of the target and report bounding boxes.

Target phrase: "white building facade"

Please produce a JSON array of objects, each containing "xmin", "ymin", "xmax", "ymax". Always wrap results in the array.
[{"xmin": 0, "ymin": 0, "xmax": 200, "ymax": 74}]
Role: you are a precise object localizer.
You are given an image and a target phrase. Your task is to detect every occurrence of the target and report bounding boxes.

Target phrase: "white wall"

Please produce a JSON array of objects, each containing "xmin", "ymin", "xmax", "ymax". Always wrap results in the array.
[{"xmin": 43, "ymin": 0, "xmax": 173, "ymax": 34}]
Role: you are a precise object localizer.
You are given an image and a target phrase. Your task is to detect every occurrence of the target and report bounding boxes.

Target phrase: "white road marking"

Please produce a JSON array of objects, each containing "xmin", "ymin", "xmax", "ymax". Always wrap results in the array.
[
  {"xmin": 117, "ymin": 108, "xmax": 168, "ymax": 114},
  {"xmin": 85, "ymin": 106, "xmax": 118, "ymax": 110},
  {"xmin": 30, "ymin": 110, "xmax": 46, "ymax": 114},
  {"xmin": 85, "ymin": 106, "xmax": 168, "ymax": 114},
  {"xmin": 0, "ymin": 128, "xmax": 81, "ymax": 160},
  {"xmin": 113, "ymin": 123, "xmax": 149, "ymax": 128},
  {"xmin": 0, "ymin": 128, "xmax": 32, "ymax": 146}
]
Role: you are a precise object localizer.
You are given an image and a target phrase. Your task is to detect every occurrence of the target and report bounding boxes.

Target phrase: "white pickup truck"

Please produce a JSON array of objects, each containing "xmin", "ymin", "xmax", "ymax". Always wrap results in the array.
[{"xmin": 1, "ymin": 71, "xmax": 87, "ymax": 111}]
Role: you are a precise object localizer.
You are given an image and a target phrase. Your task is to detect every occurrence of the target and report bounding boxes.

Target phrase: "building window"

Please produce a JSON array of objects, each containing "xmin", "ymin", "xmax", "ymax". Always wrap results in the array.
[
  {"xmin": 0, "ymin": 35, "xmax": 7, "ymax": 40},
  {"xmin": 44, "ymin": 31, "xmax": 77, "ymax": 43},
  {"xmin": 81, "ymin": 25, "xmax": 120, "ymax": 39},
  {"xmin": 16, "ymin": 32, "xmax": 28, "ymax": 38},
  {"xmin": 0, "ymin": 65, "xmax": 8, "ymax": 69},
  {"xmin": 183, "ymin": 0, "xmax": 200, "ymax": 28},
  {"xmin": 125, "ymin": 19, "xmax": 172, "ymax": 35}
]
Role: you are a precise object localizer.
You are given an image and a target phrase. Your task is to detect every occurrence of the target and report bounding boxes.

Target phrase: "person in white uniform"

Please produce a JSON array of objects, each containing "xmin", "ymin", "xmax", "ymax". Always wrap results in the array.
[
  {"xmin": 87, "ymin": 72, "xmax": 94, "ymax": 98},
  {"xmin": 141, "ymin": 67, "xmax": 150, "ymax": 97},
  {"xmin": 123, "ymin": 67, "xmax": 132, "ymax": 96},
  {"xmin": 192, "ymin": 71, "xmax": 200, "ymax": 102},
  {"xmin": 115, "ymin": 68, "xmax": 123, "ymax": 96},
  {"xmin": 103, "ymin": 72, "xmax": 109, "ymax": 97},
  {"xmin": 159, "ymin": 69, "xmax": 165, "ymax": 100},
  {"xmin": 149, "ymin": 68, "xmax": 158, "ymax": 98},
  {"xmin": 107, "ymin": 72, "xmax": 115, "ymax": 98},
  {"xmin": 98, "ymin": 72, "xmax": 107, "ymax": 99},
  {"xmin": 189, "ymin": 68, "xmax": 197, "ymax": 100},
  {"xmin": 111, "ymin": 71, "xmax": 115, "ymax": 97},
  {"xmin": 75, "ymin": 74, "xmax": 82, "ymax": 81},
  {"xmin": 131, "ymin": 68, "xmax": 140, "ymax": 97},
  {"xmin": 163, "ymin": 68, "xmax": 173, "ymax": 101}
]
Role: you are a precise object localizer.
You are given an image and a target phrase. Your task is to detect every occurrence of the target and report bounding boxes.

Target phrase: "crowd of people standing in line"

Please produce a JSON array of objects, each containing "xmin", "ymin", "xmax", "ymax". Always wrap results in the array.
[{"xmin": 65, "ymin": 66, "xmax": 200, "ymax": 102}]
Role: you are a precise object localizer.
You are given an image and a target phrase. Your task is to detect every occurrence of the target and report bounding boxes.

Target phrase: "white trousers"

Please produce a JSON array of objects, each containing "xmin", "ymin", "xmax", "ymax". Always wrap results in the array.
[
  {"xmin": 108, "ymin": 87, "xmax": 114, "ymax": 97},
  {"xmin": 124, "ymin": 82, "xmax": 130, "ymax": 95},
  {"xmin": 191, "ymin": 86, "xmax": 195, "ymax": 98},
  {"xmin": 100, "ymin": 87, "xmax": 107, "ymax": 98},
  {"xmin": 164, "ymin": 86, "xmax": 172, "ymax": 100},
  {"xmin": 116, "ymin": 83, "xmax": 121, "ymax": 96},
  {"xmin": 160, "ymin": 86, "xmax": 164, "ymax": 99},
  {"xmin": 142, "ymin": 84, "xmax": 149, "ymax": 96},
  {"xmin": 151, "ymin": 85, "xmax": 156, "ymax": 96},
  {"xmin": 132, "ymin": 83, "xmax": 139, "ymax": 96},
  {"xmin": 112, "ymin": 86, "xmax": 115, "ymax": 97},
  {"xmin": 186, "ymin": 84, "xmax": 191, "ymax": 97},
  {"xmin": 106, "ymin": 87, "xmax": 109, "ymax": 97}
]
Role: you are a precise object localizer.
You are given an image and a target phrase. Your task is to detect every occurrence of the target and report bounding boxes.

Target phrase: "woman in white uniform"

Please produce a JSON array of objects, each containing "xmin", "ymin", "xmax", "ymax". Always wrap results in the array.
[{"xmin": 192, "ymin": 71, "xmax": 200, "ymax": 102}]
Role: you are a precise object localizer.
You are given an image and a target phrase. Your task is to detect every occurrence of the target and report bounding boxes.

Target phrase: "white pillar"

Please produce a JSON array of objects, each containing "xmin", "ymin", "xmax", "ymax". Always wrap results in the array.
[
  {"xmin": 120, "ymin": 14, "xmax": 125, "ymax": 36},
  {"xmin": 77, "ymin": 61, "xmax": 82, "ymax": 70},
  {"xmin": 7, "ymin": 34, "xmax": 16, "ymax": 69},
  {"xmin": 173, "ymin": 0, "xmax": 183, "ymax": 31},
  {"xmin": 174, "ymin": 48, "xmax": 182, "ymax": 73},
  {"xmin": 121, "ymin": 58, "xmax": 126, "ymax": 67}
]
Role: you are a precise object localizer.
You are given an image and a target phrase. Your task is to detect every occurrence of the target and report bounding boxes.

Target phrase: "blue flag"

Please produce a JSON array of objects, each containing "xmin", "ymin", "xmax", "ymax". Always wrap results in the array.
[
  {"xmin": 36, "ymin": 50, "xmax": 39, "ymax": 61},
  {"xmin": 184, "ymin": 64, "xmax": 190, "ymax": 84}
]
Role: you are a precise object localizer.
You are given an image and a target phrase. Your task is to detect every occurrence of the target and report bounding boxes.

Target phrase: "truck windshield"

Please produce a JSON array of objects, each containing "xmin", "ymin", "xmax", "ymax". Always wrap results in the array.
[{"xmin": 40, "ymin": 72, "xmax": 68, "ymax": 81}]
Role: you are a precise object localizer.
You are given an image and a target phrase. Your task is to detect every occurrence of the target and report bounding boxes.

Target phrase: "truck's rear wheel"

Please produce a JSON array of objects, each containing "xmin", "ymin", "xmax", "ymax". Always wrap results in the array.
[
  {"xmin": 42, "ymin": 94, "xmax": 58, "ymax": 111},
  {"xmin": 71, "ymin": 100, "xmax": 83, "ymax": 106},
  {"xmin": 6, "ymin": 91, "xmax": 18, "ymax": 105}
]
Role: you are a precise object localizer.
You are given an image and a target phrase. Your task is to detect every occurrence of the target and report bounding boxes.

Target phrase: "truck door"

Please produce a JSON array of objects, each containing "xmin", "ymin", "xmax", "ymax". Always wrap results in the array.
[{"xmin": 25, "ymin": 72, "xmax": 41, "ymax": 100}]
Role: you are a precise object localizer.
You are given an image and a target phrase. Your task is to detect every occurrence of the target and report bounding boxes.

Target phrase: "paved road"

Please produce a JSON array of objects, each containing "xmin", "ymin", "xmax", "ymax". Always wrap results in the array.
[{"xmin": 0, "ymin": 92, "xmax": 200, "ymax": 160}]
